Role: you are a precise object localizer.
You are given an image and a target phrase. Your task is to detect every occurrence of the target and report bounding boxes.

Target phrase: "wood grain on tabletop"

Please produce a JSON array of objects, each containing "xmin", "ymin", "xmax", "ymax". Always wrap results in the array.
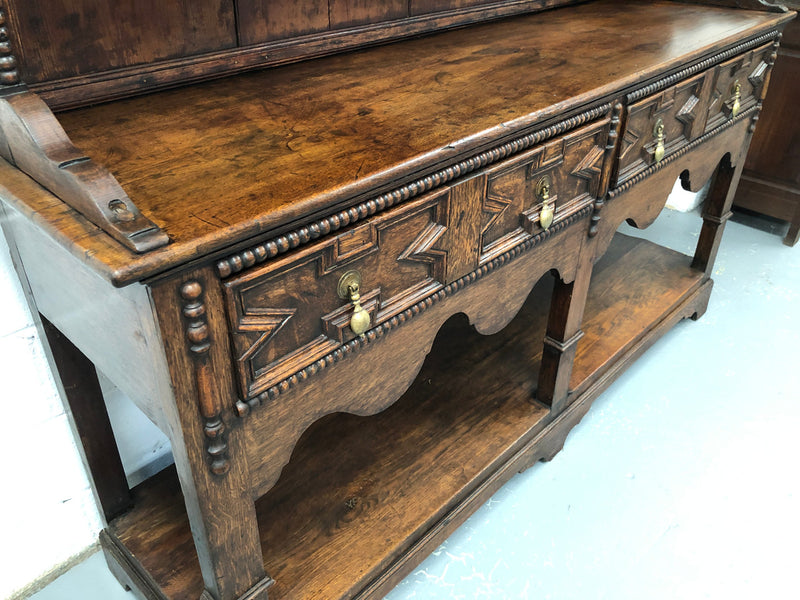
[{"xmin": 35, "ymin": 0, "xmax": 781, "ymax": 283}]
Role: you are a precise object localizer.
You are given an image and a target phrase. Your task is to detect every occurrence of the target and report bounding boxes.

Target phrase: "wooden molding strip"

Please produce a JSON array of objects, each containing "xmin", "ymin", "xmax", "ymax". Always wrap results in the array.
[
  {"xmin": 627, "ymin": 30, "xmax": 781, "ymax": 103},
  {"xmin": 589, "ymin": 103, "xmax": 623, "ymax": 237},
  {"xmin": 0, "ymin": 3, "xmax": 20, "ymax": 87},
  {"xmin": 217, "ymin": 103, "xmax": 612, "ymax": 280},
  {"xmin": 670, "ymin": 0, "xmax": 789, "ymax": 12},
  {"xmin": 179, "ymin": 280, "xmax": 230, "ymax": 476},
  {"xmin": 0, "ymin": 90, "xmax": 168, "ymax": 253}
]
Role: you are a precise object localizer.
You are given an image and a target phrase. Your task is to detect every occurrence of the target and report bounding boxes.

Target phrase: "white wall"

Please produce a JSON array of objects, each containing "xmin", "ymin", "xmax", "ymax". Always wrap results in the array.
[
  {"xmin": 665, "ymin": 178, "xmax": 705, "ymax": 213},
  {"xmin": 0, "ymin": 232, "xmax": 171, "ymax": 600}
]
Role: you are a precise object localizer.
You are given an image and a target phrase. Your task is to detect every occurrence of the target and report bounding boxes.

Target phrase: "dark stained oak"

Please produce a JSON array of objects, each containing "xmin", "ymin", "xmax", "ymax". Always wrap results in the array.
[
  {"xmin": 329, "ymin": 0, "xmax": 408, "ymax": 28},
  {"xmin": 16, "ymin": 1, "xmax": 584, "ymax": 110},
  {"xmin": 9, "ymin": 0, "xmax": 781, "ymax": 285},
  {"xmin": 236, "ymin": 1, "xmax": 330, "ymax": 44}
]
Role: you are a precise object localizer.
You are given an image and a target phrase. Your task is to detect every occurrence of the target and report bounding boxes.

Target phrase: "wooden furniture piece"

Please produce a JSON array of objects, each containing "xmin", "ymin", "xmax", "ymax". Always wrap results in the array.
[
  {"xmin": 733, "ymin": 0, "xmax": 800, "ymax": 246},
  {"xmin": 0, "ymin": 2, "xmax": 794, "ymax": 599}
]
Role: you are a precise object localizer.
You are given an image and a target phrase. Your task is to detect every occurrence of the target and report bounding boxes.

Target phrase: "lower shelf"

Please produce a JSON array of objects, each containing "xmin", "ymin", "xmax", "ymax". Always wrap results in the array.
[{"xmin": 104, "ymin": 234, "xmax": 711, "ymax": 600}]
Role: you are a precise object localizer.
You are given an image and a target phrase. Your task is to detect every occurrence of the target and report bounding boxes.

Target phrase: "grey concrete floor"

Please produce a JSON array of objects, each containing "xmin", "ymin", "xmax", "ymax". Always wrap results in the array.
[{"xmin": 30, "ymin": 207, "xmax": 800, "ymax": 600}]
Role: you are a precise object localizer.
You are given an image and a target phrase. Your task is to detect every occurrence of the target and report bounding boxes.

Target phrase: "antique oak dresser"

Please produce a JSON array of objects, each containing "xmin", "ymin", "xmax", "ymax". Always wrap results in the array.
[{"xmin": 0, "ymin": 1, "xmax": 794, "ymax": 599}]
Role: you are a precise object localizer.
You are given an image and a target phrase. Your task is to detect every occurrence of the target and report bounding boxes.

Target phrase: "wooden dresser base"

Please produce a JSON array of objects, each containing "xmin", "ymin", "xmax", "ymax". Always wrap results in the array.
[{"xmin": 100, "ymin": 233, "xmax": 712, "ymax": 600}]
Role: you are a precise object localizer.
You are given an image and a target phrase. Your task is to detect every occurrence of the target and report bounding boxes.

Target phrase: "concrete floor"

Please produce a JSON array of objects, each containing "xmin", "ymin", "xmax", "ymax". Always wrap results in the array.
[{"xmin": 30, "ymin": 207, "xmax": 800, "ymax": 600}]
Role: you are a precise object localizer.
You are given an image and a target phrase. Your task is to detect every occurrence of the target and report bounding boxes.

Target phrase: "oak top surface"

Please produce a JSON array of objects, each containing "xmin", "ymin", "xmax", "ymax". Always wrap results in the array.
[{"xmin": 1, "ymin": 0, "xmax": 789, "ymax": 284}]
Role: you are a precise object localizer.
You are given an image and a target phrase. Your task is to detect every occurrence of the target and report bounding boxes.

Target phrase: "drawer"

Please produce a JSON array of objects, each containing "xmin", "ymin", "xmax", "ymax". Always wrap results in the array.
[
  {"xmin": 616, "ymin": 71, "xmax": 710, "ymax": 186},
  {"xmin": 480, "ymin": 119, "xmax": 609, "ymax": 264},
  {"xmin": 615, "ymin": 42, "xmax": 773, "ymax": 187},
  {"xmin": 223, "ymin": 118, "xmax": 610, "ymax": 403},
  {"xmin": 223, "ymin": 191, "xmax": 450, "ymax": 402},
  {"xmin": 705, "ymin": 42, "xmax": 774, "ymax": 132}
]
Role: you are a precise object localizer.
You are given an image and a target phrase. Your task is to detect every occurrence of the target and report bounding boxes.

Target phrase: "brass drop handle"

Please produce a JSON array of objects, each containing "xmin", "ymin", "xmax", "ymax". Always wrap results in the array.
[
  {"xmin": 731, "ymin": 81, "xmax": 741, "ymax": 118},
  {"xmin": 337, "ymin": 270, "xmax": 371, "ymax": 337},
  {"xmin": 536, "ymin": 175, "xmax": 554, "ymax": 230},
  {"xmin": 653, "ymin": 118, "xmax": 665, "ymax": 163}
]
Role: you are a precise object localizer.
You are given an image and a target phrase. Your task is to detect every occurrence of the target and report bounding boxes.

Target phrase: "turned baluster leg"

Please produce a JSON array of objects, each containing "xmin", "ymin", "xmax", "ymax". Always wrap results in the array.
[
  {"xmin": 151, "ymin": 267, "xmax": 272, "ymax": 600},
  {"xmin": 40, "ymin": 315, "xmax": 132, "ymax": 521},
  {"xmin": 536, "ymin": 256, "xmax": 592, "ymax": 415},
  {"xmin": 691, "ymin": 153, "xmax": 745, "ymax": 278}
]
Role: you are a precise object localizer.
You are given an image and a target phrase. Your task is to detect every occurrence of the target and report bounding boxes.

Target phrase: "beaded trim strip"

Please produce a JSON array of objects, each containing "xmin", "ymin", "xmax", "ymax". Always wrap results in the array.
[{"xmin": 626, "ymin": 31, "xmax": 780, "ymax": 103}]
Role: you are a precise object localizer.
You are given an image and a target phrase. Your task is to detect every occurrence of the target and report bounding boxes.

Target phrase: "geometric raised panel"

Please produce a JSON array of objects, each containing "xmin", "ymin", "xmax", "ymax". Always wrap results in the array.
[
  {"xmin": 397, "ymin": 221, "xmax": 447, "ymax": 278},
  {"xmin": 748, "ymin": 60, "xmax": 769, "ymax": 89},
  {"xmin": 706, "ymin": 43, "xmax": 772, "ymax": 132},
  {"xmin": 223, "ymin": 190, "xmax": 450, "ymax": 400},
  {"xmin": 234, "ymin": 308, "xmax": 296, "ymax": 363},
  {"xmin": 480, "ymin": 118, "xmax": 609, "ymax": 264},
  {"xmin": 570, "ymin": 143, "xmax": 605, "ymax": 184},
  {"xmin": 675, "ymin": 94, "xmax": 702, "ymax": 134},
  {"xmin": 617, "ymin": 71, "xmax": 710, "ymax": 185}
]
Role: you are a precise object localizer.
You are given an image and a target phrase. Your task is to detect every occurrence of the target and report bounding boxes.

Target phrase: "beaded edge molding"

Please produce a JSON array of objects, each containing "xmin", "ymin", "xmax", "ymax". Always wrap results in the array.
[
  {"xmin": 217, "ymin": 103, "xmax": 612, "ymax": 279},
  {"xmin": 608, "ymin": 103, "xmax": 759, "ymax": 199},
  {"xmin": 627, "ymin": 30, "xmax": 781, "ymax": 103},
  {"xmin": 234, "ymin": 203, "xmax": 593, "ymax": 417},
  {"xmin": 0, "ymin": 2, "xmax": 20, "ymax": 86},
  {"xmin": 180, "ymin": 280, "xmax": 230, "ymax": 475}
]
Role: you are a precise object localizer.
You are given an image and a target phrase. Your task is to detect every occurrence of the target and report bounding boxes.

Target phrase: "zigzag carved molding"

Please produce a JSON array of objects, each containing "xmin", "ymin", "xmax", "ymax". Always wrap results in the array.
[{"xmin": 235, "ymin": 203, "xmax": 593, "ymax": 417}]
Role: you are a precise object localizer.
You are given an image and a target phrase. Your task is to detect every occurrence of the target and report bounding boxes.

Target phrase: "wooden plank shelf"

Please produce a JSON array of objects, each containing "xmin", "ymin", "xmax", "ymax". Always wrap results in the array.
[{"xmin": 102, "ymin": 233, "xmax": 709, "ymax": 600}]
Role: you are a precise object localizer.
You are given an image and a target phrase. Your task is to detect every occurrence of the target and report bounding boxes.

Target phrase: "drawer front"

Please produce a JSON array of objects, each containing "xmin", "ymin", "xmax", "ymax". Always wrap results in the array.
[
  {"xmin": 223, "ymin": 118, "xmax": 609, "ymax": 401},
  {"xmin": 616, "ymin": 42, "xmax": 773, "ymax": 187},
  {"xmin": 480, "ymin": 119, "xmax": 609, "ymax": 264},
  {"xmin": 705, "ymin": 42, "xmax": 774, "ymax": 132},
  {"xmin": 223, "ymin": 191, "xmax": 450, "ymax": 400},
  {"xmin": 616, "ymin": 71, "xmax": 710, "ymax": 185}
]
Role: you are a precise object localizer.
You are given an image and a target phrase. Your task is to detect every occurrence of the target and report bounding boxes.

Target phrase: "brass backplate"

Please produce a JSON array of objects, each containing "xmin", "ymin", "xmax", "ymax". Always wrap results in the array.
[
  {"xmin": 337, "ymin": 269, "xmax": 362, "ymax": 299},
  {"xmin": 535, "ymin": 175, "xmax": 551, "ymax": 201}
]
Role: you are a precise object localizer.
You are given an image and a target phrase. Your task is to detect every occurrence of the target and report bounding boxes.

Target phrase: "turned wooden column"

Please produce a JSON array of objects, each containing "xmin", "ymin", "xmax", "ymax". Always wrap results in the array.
[
  {"xmin": 536, "ymin": 259, "xmax": 591, "ymax": 414},
  {"xmin": 150, "ymin": 267, "xmax": 272, "ymax": 600}
]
